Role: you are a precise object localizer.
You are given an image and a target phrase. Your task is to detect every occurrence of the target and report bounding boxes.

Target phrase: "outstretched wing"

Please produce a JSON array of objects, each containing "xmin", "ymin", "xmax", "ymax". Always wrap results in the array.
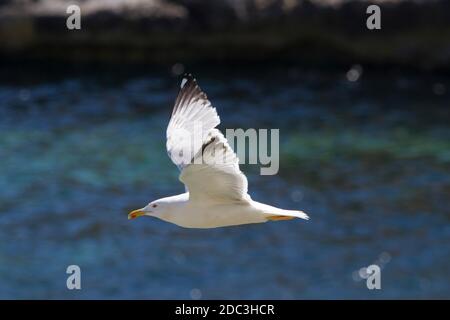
[
  {"xmin": 166, "ymin": 75, "xmax": 249, "ymax": 202},
  {"xmin": 166, "ymin": 74, "xmax": 220, "ymax": 170}
]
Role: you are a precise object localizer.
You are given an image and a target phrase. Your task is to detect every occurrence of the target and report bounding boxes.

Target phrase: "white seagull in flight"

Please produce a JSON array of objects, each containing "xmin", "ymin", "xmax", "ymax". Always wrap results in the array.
[{"xmin": 129, "ymin": 74, "xmax": 309, "ymax": 228}]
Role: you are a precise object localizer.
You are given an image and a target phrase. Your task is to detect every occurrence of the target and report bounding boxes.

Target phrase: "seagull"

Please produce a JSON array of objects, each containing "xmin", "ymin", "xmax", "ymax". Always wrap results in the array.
[{"xmin": 128, "ymin": 74, "xmax": 309, "ymax": 228}]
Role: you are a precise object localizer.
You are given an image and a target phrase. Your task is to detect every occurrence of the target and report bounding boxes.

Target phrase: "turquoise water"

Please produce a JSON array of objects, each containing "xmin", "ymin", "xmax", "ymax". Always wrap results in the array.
[{"xmin": 0, "ymin": 66, "xmax": 449, "ymax": 298}]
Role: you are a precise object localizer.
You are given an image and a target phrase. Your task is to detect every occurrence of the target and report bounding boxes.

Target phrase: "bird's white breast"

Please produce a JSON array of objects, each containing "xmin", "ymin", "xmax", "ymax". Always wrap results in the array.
[{"xmin": 160, "ymin": 200, "xmax": 267, "ymax": 229}]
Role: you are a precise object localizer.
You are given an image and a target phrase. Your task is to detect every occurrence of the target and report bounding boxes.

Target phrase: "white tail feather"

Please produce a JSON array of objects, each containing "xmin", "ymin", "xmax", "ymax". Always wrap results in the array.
[{"xmin": 251, "ymin": 200, "xmax": 309, "ymax": 221}]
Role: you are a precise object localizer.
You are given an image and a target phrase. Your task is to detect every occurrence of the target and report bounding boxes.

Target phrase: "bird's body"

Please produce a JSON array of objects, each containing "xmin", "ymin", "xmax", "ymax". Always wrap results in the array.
[
  {"xmin": 148, "ymin": 193, "xmax": 263, "ymax": 228},
  {"xmin": 129, "ymin": 74, "xmax": 309, "ymax": 228},
  {"xmin": 145, "ymin": 192, "xmax": 307, "ymax": 228}
]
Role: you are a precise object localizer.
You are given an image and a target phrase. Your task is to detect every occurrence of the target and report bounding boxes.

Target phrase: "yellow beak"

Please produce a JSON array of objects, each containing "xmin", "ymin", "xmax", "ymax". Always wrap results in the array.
[{"xmin": 128, "ymin": 209, "xmax": 145, "ymax": 220}]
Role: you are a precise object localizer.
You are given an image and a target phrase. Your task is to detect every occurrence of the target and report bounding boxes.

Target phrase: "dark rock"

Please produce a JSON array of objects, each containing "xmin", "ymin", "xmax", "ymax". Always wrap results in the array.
[{"xmin": 0, "ymin": 0, "xmax": 449, "ymax": 70}]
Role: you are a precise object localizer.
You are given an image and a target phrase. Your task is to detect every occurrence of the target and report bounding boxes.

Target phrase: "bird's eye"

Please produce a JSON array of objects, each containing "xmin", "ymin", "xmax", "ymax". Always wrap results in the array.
[{"xmin": 152, "ymin": 204, "xmax": 157, "ymax": 208}]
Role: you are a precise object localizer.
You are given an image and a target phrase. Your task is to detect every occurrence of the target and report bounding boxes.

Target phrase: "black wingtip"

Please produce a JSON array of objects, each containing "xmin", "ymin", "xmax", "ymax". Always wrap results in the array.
[
  {"xmin": 182, "ymin": 73, "xmax": 194, "ymax": 80},
  {"xmin": 181, "ymin": 73, "xmax": 195, "ymax": 83},
  {"xmin": 172, "ymin": 73, "xmax": 208, "ymax": 115},
  {"xmin": 180, "ymin": 73, "xmax": 196, "ymax": 90}
]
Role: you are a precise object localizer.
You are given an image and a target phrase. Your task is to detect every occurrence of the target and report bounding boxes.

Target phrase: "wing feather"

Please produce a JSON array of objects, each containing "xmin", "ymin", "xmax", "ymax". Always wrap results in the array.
[
  {"xmin": 166, "ymin": 75, "xmax": 249, "ymax": 203},
  {"xmin": 180, "ymin": 129, "xmax": 249, "ymax": 202},
  {"xmin": 166, "ymin": 74, "xmax": 220, "ymax": 170}
]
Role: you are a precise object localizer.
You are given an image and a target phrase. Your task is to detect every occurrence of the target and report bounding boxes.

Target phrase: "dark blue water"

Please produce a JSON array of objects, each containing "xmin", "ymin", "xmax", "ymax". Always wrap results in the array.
[{"xmin": 0, "ymin": 66, "xmax": 449, "ymax": 299}]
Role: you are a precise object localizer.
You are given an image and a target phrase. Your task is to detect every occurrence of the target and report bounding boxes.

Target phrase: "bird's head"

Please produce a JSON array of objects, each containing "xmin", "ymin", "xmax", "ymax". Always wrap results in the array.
[{"xmin": 128, "ymin": 200, "xmax": 166, "ymax": 220}]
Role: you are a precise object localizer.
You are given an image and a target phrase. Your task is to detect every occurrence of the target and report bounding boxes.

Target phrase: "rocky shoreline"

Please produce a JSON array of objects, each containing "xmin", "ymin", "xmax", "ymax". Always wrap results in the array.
[{"xmin": 0, "ymin": 0, "xmax": 449, "ymax": 71}]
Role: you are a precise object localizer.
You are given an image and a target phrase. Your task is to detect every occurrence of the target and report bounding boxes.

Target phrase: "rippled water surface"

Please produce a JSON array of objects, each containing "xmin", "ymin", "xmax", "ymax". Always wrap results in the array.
[{"xmin": 0, "ymin": 65, "xmax": 449, "ymax": 299}]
